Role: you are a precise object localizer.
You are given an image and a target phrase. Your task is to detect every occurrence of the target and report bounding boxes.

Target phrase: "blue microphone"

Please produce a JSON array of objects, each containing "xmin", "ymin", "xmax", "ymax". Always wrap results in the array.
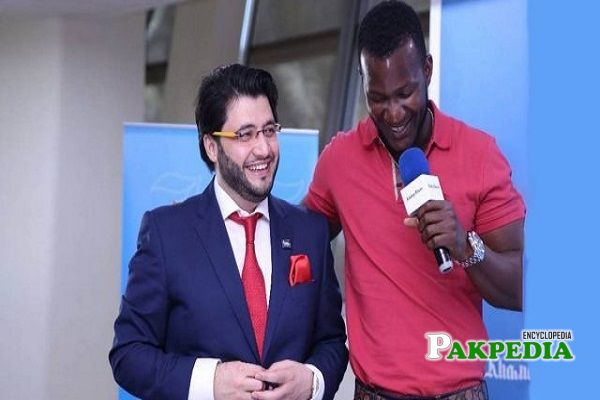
[
  {"xmin": 398, "ymin": 148, "xmax": 453, "ymax": 274},
  {"xmin": 398, "ymin": 147, "xmax": 431, "ymax": 184}
]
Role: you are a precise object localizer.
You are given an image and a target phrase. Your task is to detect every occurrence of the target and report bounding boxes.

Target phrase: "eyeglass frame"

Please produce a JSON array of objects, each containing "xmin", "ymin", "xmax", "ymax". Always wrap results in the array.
[{"xmin": 211, "ymin": 122, "xmax": 282, "ymax": 143}]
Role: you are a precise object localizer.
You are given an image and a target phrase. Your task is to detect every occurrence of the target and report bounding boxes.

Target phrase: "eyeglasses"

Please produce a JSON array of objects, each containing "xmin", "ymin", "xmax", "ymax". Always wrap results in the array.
[{"xmin": 212, "ymin": 123, "xmax": 281, "ymax": 143}]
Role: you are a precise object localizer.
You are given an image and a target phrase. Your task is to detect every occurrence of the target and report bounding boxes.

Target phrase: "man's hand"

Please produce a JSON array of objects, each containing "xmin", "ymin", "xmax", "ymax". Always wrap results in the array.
[
  {"xmin": 404, "ymin": 200, "xmax": 470, "ymax": 260},
  {"xmin": 405, "ymin": 200, "xmax": 525, "ymax": 310},
  {"xmin": 251, "ymin": 360, "xmax": 313, "ymax": 400},
  {"xmin": 214, "ymin": 361, "xmax": 266, "ymax": 400}
]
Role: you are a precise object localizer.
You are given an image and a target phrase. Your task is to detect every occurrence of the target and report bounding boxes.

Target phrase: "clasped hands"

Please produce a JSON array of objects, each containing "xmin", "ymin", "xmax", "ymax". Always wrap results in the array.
[{"xmin": 214, "ymin": 359, "xmax": 313, "ymax": 400}]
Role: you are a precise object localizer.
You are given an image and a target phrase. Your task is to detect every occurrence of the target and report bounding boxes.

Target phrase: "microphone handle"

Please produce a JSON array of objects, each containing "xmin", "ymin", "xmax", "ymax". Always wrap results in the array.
[{"xmin": 434, "ymin": 247, "xmax": 454, "ymax": 274}]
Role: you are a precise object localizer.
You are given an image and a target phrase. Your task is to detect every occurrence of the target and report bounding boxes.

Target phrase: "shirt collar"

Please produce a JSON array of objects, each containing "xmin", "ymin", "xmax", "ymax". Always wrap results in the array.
[
  {"xmin": 214, "ymin": 178, "xmax": 270, "ymax": 221},
  {"xmin": 358, "ymin": 100, "xmax": 452, "ymax": 152},
  {"xmin": 426, "ymin": 101, "xmax": 451, "ymax": 152}
]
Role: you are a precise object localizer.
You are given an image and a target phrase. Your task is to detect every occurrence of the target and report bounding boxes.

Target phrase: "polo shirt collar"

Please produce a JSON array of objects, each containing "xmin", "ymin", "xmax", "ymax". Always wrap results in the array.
[
  {"xmin": 358, "ymin": 100, "xmax": 452, "ymax": 152},
  {"xmin": 358, "ymin": 116, "xmax": 380, "ymax": 147},
  {"xmin": 427, "ymin": 101, "xmax": 451, "ymax": 152}
]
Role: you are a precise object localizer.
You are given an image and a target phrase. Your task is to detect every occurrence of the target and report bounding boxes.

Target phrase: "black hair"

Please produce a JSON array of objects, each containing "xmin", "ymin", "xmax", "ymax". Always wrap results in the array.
[
  {"xmin": 358, "ymin": 0, "xmax": 427, "ymax": 64},
  {"xmin": 194, "ymin": 63, "xmax": 279, "ymax": 171}
]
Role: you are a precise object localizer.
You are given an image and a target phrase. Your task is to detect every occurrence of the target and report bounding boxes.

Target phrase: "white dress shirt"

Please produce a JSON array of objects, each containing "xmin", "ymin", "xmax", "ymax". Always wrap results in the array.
[{"xmin": 187, "ymin": 180, "xmax": 324, "ymax": 400}]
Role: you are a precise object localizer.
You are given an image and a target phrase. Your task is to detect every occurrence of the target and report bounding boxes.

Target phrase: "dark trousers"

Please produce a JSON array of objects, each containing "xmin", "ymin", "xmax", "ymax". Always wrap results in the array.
[{"xmin": 354, "ymin": 379, "xmax": 488, "ymax": 400}]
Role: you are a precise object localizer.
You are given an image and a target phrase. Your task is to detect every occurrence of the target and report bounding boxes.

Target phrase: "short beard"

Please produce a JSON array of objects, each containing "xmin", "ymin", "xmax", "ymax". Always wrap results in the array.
[{"xmin": 216, "ymin": 142, "xmax": 278, "ymax": 204}]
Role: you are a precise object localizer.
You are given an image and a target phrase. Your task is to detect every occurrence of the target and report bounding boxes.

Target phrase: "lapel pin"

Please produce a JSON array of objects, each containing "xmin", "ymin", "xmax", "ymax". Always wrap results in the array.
[{"xmin": 281, "ymin": 238, "xmax": 292, "ymax": 249}]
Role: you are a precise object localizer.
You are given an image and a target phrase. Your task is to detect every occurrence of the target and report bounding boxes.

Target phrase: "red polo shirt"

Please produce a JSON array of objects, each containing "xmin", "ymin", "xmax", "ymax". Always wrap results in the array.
[{"xmin": 305, "ymin": 102, "xmax": 525, "ymax": 396}]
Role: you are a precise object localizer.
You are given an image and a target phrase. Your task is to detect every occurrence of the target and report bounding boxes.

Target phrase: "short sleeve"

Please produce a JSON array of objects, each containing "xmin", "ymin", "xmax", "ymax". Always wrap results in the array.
[
  {"xmin": 475, "ymin": 139, "xmax": 526, "ymax": 234},
  {"xmin": 305, "ymin": 141, "xmax": 341, "ymax": 226}
]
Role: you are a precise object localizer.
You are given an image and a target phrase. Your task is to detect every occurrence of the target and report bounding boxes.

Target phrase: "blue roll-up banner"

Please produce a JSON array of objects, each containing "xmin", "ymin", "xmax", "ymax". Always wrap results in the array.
[
  {"xmin": 440, "ymin": 0, "xmax": 529, "ymax": 398},
  {"xmin": 120, "ymin": 123, "xmax": 318, "ymax": 400}
]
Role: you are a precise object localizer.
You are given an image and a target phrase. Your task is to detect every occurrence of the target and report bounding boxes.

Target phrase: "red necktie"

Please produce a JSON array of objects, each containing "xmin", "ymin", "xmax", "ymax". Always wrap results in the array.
[{"xmin": 229, "ymin": 212, "xmax": 267, "ymax": 359}]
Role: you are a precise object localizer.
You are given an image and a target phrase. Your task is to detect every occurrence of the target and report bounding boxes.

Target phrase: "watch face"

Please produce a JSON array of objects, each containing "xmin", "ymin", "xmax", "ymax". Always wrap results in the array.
[
  {"xmin": 461, "ymin": 231, "xmax": 485, "ymax": 268},
  {"xmin": 469, "ymin": 232, "xmax": 484, "ymax": 260}
]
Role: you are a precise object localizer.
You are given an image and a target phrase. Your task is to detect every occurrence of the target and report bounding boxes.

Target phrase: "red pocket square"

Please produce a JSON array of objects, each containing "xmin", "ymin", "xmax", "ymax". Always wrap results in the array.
[{"xmin": 289, "ymin": 254, "xmax": 312, "ymax": 286}]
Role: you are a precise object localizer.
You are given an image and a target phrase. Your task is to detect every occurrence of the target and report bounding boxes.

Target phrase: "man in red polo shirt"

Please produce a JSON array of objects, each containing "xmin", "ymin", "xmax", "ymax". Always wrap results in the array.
[{"xmin": 304, "ymin": 1, "xmax": 525, "ymax": 399}]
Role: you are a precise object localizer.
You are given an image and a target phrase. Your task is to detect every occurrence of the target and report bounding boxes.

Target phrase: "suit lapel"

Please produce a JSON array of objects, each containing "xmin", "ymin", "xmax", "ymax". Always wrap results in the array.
[
  {"xmin": 193, "ymin": 181, "xmax": 260, "ymax": 362},
  {"xmin": 263, "ymin": 196, "xmax": 292, "ymax": 361}
]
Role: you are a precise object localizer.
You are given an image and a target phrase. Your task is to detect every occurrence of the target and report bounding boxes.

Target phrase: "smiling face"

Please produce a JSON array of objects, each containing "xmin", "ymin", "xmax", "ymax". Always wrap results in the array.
[
  {"xmin": 203, "ymin": 95, "xmax": 279, "ymax": 211},
  {"xmin": 361, "ymin": 39, "xmax": 433, "ymax": 159}
]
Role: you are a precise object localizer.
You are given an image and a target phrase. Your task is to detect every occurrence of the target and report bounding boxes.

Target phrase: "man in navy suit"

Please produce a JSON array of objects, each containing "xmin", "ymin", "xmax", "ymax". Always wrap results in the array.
[{"xmin": 109, "ymin": 64, "xmax": 348, "ymax": 400}]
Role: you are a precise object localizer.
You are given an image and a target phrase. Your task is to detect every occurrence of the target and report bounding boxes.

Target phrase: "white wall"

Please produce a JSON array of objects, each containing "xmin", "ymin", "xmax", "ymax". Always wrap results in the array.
[
  {"xmin": 0, "ymin": 17, "xmax": 62, "ymax": 399},
  {"xmin": 0, "ymin": 12, "xmax": 144, "ymax": 399}
]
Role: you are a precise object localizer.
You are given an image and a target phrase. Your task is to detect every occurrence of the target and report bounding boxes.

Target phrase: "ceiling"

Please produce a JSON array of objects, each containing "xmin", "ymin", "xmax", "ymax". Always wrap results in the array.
[{"xmin": 0, "ymin": 0, "xmax": 185, "ymax": 17}]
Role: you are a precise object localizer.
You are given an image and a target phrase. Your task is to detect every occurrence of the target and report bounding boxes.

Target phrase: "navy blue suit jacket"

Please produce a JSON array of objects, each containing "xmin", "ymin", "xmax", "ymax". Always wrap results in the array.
[{"xmin": 110, "ymin": 182, "xmax": 348, "ymax": 400}]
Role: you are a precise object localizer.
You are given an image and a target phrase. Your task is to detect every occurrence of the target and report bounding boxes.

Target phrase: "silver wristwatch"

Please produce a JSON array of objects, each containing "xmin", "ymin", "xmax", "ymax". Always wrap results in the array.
[{"xmin": 458, "ymin": 231, "xmax": 485, "ymax": 269}]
